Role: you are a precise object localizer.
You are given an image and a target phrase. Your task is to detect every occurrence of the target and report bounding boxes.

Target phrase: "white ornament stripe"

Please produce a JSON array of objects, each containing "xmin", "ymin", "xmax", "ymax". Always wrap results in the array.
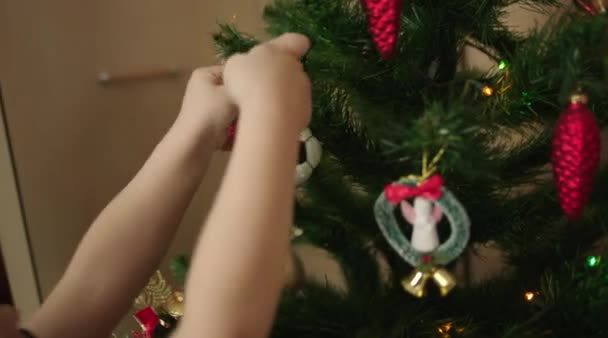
[{"xmin": 296, "ymin": 128, "xmax": 322, "ymax": 185}]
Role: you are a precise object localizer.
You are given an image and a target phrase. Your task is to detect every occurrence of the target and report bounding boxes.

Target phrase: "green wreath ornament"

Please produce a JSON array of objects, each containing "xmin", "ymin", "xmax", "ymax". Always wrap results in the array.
[{"xmin": 374, "ymin": 175, "xmax": 471, "ymax": 297}]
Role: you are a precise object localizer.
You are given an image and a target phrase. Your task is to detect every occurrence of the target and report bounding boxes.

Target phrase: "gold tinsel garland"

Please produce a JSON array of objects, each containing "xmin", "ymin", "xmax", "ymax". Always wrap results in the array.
[{"xmin": 134, "ymin": 270, "xmax": 184, "ymax": 318}]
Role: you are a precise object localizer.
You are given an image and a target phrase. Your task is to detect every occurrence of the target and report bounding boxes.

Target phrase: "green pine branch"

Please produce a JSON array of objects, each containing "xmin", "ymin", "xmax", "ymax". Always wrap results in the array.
[{"xmin": 164, "ymin": 0, "xmax": 608, "ymax": 336}]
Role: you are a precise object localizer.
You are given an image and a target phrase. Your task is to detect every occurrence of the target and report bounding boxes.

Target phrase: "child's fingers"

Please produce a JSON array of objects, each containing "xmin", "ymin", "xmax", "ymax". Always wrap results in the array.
[
  {"xmin": 192, "ymin": 65, "xmax": 224, "ymax": 85},
  {"xmin": 205, "ymin": 65, "xmax": 224, "ymax": 85},
  {"xmin": 266, "ymin": 33, "xmax": 311, "ymax": 59}
]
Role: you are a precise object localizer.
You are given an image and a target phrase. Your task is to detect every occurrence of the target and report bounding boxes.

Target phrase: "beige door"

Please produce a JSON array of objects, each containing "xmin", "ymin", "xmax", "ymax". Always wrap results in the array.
[{"xmin": 0, "ymin": 0, "xmax": 268, "ymax": 334}]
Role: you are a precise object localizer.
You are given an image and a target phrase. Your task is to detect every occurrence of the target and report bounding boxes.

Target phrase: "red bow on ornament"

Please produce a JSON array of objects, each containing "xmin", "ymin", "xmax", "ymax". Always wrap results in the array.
[
  {"xmin": 384, "ymin": 175, "xmax": 445, "ymax": 204},
  {"xmin": 133, "ymin": 307, "xmax": 160, "ymax": 338}
]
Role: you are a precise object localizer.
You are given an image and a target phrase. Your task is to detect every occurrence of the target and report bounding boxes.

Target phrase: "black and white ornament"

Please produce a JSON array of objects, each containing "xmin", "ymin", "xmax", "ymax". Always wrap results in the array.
[{"xmin": 296, "ymin": 128, "xmax": 322, "ymax": 185}]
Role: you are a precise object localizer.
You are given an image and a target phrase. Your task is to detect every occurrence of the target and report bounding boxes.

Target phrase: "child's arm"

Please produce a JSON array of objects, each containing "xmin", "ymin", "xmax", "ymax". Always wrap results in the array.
[
  {"xmin": 174, "ymin": 33, "xmax": 311, "ymax": 338},
  {"xmin": 23, "ymin": 67, "xmax": 235, "ymax": 338}
]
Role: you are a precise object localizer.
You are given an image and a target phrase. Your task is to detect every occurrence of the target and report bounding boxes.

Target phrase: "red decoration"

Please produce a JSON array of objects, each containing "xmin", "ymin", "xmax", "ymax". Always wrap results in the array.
[
  {"xmin": 361, "ymin": 0, "xmax": 404, "ymax": 59},
  {"xmin": 384, "ymin": 175, "xmax": 445, "ymax": 204},
  {"xmin": 574, "ymin": 0, "xmax": 606, "ymax": 15},
  {"xmin": 223, "ymin": 120, "xmax": 238, "ymax": 151},
  {"xmin": 133, "ymin": 307, "xmax": 160, "ymax": 338},
  {"xmin": 551, "ymin": 93, "xmax": 600, "ymax": 220}
]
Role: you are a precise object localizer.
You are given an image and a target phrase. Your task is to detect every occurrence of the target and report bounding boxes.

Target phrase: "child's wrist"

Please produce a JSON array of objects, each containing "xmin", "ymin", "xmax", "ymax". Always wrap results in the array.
[
  {"xmin": 240, "ymin": 109, "xmax": 301, "ymax": 137},
  {"xmin": 173, "ymin": 111, "xmax": 222, "ymax": 144}
]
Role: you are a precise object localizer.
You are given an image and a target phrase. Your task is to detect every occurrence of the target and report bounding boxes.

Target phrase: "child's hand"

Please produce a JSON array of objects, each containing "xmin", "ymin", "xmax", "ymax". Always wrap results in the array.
[
  {"xmin": 0, "ymin": 306, "xmax": 20, "ymax": 338},
  {"xmin": 178, "ymin": 66, "xmax": 236, "ymax": 149},
  {"xmin": 223, "ymin": 33, "xmax": 312, "ymax": 131}
]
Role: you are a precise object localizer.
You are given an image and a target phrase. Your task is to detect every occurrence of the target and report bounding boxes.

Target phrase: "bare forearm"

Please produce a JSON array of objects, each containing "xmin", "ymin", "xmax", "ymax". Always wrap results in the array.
[
  {"xmin": 27, "ymin": 117, "xmax": 217, "ymax": 338},
  {"xmin": 178, "ymin": 111, "xmax": 299, "ymax": 338},
  {"xmin": 67, "ymin": 119, "xmax": 215, "ymax": 286}
]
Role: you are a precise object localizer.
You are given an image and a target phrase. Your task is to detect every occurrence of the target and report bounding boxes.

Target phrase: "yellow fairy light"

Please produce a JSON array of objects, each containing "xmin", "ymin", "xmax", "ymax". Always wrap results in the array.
[
  {"xmin": 524, "ymin": 291, "xmax": 535, "ymax": 301},
  {"xmin": 438, "ymin": 322, "xmax": 453, "ymax": 336},
  {"xmin": 482, "ymin": 85, "xmax": 495, "ymax": 97},
  {"xmin": 437, "ymin": 322, "xmax": 465, "ymax": 337}
]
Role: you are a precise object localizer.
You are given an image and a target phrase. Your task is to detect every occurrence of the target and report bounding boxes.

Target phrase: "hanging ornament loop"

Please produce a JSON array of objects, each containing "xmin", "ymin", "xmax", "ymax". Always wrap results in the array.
[
  {"xmin": 421, "ymin": 148, "xmax": 445, "ymax": 181},
  {"xmin": 401, "ymin": 148, "xmax": 446, "ymax": 183}
]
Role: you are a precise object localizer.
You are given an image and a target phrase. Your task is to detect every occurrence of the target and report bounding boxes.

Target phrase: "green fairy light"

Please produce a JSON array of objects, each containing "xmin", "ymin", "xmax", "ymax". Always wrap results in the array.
[
  {"xmin": 587, "ymin": 255, "xmax": 601, "ymax": 267},
  {"xmin": 521, "ymin": 92, "xmax": 534, "ymax": 107},
  {"xmin": 498, "ymin": 60, "xmax": 509, "ymax": 71}
]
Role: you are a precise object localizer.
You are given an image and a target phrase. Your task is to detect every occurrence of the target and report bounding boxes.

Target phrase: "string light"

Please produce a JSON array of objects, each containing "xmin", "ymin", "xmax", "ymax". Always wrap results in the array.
[
  {"xmin": 437, "ymin": 322, "xmax": 465, "ymax": 337},
  {"xmin": 498, "ymin": 60, "xmax": 509, "ymax": 71},
  {"xmin": 524, "ymin": 291, "xmax": 535, "ymax": 301},
  {"xmin": 587, "ymin": 255, "xmax": 601, "ymax": 267},
  {"xmin": 437, "ymin": 322, "xmax": 453, "ymax": 337},
  {"xmin": 482, "ymin": 85, "xmax": 495, "ymax": 97},
  {"xmin": 521, "ymin": 91, "xmax": 534, "ymax": 107},
  {"xmin": 469, "ymin": 80, "xmax": 496, "ymax": 97}
]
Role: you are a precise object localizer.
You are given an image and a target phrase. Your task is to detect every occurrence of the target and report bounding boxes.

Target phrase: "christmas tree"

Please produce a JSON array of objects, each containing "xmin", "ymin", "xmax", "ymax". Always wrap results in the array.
[{"xmin": 141, "ymin": 0, "xmax": 608, "ymax": 337}]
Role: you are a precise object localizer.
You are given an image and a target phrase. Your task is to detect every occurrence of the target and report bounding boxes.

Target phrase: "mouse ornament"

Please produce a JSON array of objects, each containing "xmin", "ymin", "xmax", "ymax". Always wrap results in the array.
[{"xmin": 374, "ymin": 151, "xmax": 470, "ymax": 298}]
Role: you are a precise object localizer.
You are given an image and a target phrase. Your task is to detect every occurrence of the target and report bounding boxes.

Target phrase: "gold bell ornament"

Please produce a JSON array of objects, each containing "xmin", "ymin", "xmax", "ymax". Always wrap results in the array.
[{"xmin": 402, "ymin": 266, "xmax": 457, "ymax": 298}]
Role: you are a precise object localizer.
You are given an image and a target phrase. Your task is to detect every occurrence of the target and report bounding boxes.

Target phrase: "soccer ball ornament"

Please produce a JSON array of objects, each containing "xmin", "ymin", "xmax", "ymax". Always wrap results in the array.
[{"xmin": 296, "ymin": 128, "xmax": 322, "ymax": 185}]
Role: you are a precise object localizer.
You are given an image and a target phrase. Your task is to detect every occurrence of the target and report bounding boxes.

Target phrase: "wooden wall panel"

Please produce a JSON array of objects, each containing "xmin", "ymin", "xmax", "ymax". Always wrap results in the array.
[{"xmin": 0, "ymin": 0, "xmax": 269, "ymax": 334}]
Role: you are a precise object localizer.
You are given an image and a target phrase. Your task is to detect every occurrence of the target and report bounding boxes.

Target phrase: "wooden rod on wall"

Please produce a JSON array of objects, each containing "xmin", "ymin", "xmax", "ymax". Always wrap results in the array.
[{"xmin": 98, "ymin": 66, "xmax": 182, "ymax": 85}]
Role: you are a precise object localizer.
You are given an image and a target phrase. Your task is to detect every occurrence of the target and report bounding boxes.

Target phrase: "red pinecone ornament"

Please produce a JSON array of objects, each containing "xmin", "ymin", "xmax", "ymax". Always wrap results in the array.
[
  {"xmin": 574, "ymin": 0, "xmax": 607, "ymax": 15},
  {"xmin": 551, "ymin": 93, "xmax": 601, "ymax": 220},
  {"xmin": 361, "ymin": 0, "xmax": 404, "ymax": 59}
]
